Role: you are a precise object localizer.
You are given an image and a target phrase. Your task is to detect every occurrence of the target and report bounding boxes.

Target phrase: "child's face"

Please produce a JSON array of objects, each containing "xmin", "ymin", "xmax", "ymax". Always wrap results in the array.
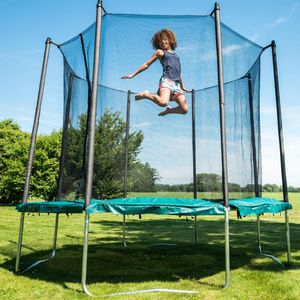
[{"xmin": 159, "ymin": 36, "xmax": 170, "ymax": 50}]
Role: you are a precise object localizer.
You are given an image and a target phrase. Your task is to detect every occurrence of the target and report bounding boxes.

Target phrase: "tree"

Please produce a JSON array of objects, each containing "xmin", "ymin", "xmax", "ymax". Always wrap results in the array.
[
  {"xmin": 62, "ymin": 111, "xmax": 147, "ymax": 199},
  {"xmin": 129, "ymin": 161, "xmax": 160, "ymax": 192},
  {"xmin": 0, "ymin": 120, "xmax": 62, "ymax": 204},
  {"xmin": 263, "ymin": 183, "xmax": 280, "ymax": 192},
  {"xmin": 197, "ymin": 173, "xmax": 222, "ymax": 192},
  {"xmin": 59, "ymin": 114, "xmax": 88, "ymax": 197},
  {"xmin": 30, "ymin": 131, "xmax": 62, "ymax": 200},
  {"xmin": 0, "ymin": 120, "xmax": 30, "ymax": 204},
  {"xmin": 93, "ymin": 111, "xmax": 144, "ymax": 198}
]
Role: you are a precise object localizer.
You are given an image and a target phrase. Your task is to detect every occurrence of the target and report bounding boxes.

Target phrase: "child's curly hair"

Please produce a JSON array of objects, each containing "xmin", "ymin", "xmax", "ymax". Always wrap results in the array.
[{"xmin": 151, "ymin": 29, "xmax": 177, "ymax": 50}]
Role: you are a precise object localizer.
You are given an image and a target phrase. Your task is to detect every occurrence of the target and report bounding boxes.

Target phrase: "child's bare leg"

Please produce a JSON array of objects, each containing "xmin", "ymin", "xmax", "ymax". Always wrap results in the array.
[
  {"xmin": 135, "ymin": 88, "xmax": 170, "ymax": 107},
  {"xmin": 159, "ymin": 94, "xmax": 188, "ymax": 116}
]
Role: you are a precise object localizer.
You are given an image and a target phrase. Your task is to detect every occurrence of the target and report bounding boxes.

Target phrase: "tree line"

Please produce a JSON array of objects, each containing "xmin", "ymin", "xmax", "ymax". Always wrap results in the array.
[{"xmin": 155, "ymin": 181, "xmax": 300, "ymax": 193}]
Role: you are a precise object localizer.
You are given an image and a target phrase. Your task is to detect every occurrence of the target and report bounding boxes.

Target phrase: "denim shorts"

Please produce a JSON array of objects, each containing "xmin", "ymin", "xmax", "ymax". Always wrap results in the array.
[{"xmin": 158, "ymin": 77, "xmax": 184, "ymax": 99}]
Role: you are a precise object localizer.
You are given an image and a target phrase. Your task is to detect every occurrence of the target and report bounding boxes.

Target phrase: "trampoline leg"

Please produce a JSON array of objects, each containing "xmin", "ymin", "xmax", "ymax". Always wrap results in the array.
[
  {"xmin": 257, "ymin": 215, "xmax": 287, "ymax": 268},
  {"xmin": 123, "ymin": 215, "xmax": 127, "ymax": 247},
  {"xmin": 257, "ymin": 215, "xmax": 262, "ymax": 254},
  {"xmin": 194, "ymin": 216, "xmax": 198, "ymax": 244},
  {"xmin": 82, "ymin": 213, "xmax": 93, "ymax": 297},
  {"xmin": 15, "ymin": 213, "xmax": 25, "ymax": 273},
  {"xmin": 224, "ymin": 207, "xmax": 230, "ymax": 288},
  {"xmin": 19, "ymin": 213, "xmax": 60, "ymax": 274},
  {"xmin": 80, "ymin": 214, "xmax": 198, "ymax": 296},
  {"xmin": 53, "ymin": 213, "xmax": 59, "ymax": 251},
  {"xmin": 285, "ymin": 210, "xmax": 291, "ymax": 265}
]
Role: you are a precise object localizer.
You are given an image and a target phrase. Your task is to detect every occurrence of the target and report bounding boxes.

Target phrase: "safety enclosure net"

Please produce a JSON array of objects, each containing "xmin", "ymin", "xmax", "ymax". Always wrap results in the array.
[{"xmin": 57, "ymin": 14, "xmax": 263, "ymax": 202}]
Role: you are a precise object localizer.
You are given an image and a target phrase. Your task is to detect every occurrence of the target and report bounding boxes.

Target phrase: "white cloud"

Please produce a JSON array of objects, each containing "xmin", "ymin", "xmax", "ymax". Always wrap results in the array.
[
  {"xmin": 222, "ymin": 44, "xmax": 245, "ymax": 55},
  {"xmin": 18, "ymin": 116, "xmax": 33, "ymax": 122},
  {"xmin": 201, "ymin": 43, "xmax": 248, "ymax": 61},
  {"xmin": 266, "ymin": 16, "xmax": 289, "ymax": 29},
  {"xmin": 131, "ymin": 121, "xmax": 151, "ymax": 128},
  {"xmin": 266, "ymin": 3, "xmax": 299, "ymax": 29},
  {"xmin": 250, "ymin": 33, "xmax": 260, "ymax": 42}
]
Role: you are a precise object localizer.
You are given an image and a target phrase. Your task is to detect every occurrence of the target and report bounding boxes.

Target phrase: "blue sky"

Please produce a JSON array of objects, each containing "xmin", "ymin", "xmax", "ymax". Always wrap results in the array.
[{"xmin": 0, "ymin": 0, "xmax": 299, "ymax": 186}]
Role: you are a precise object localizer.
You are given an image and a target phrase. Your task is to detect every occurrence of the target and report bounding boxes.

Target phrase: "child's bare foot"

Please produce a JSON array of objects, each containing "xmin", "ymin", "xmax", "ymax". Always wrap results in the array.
[
  {"xmin": 159, "ymin": 106, "xmax": 172, "ymax": 116},
  {"xmin": 135, "ymin": 90, "xmax": 150, "ymax": 100}
]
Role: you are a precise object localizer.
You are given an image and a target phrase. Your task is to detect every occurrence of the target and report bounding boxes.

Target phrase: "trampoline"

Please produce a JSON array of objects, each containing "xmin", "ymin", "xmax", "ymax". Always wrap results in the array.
[{"xmin": 15, "ymin": 0, "xmax": 292, "ymax": 296}]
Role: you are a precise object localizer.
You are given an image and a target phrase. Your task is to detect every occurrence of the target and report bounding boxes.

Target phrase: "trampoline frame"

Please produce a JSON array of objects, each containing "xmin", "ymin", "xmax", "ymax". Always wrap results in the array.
[{"xmin": 14, "ymin": 0, "xmax": 291, "ymax": 296}]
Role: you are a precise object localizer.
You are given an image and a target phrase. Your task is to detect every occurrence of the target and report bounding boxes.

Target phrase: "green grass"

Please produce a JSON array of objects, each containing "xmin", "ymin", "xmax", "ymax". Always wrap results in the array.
[{"xmin": 1, "ymin": 192, "xmax": 300, "ymax": 299}]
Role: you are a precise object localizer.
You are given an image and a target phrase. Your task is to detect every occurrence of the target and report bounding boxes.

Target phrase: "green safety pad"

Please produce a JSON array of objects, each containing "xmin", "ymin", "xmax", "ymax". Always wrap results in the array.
[
  {"xmin": 229, "ymin": 197, "xmax": 292, "ymax": 217},
  {"xmin": 16, "ymin": 201, "xmax": 84, "ymax": 214},
  {"xmin": 87, "ymin": 197, "xmax": 225, "ymax": 216}
]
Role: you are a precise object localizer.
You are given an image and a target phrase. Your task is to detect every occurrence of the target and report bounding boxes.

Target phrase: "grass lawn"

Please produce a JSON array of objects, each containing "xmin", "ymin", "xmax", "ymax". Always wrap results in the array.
[{"xmin": 1, "ymin": 192, "xmax": 300, "ymax": 299}]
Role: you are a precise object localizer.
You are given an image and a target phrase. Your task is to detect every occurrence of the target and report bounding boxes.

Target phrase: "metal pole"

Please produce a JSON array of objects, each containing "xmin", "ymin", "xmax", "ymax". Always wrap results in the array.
[
  {"xmin": 257, "ymin": 215, "xmax": 262, "ymax": 254},
  {"xmin": 123, "ymin": 215, "xmax": 127, "ymax": 247},
  {"xmin": 123, "ymin": 90, "xmax": 131, "ymax": 198},
  {"xmin": 15, "ymin": 213, "xmax": 25, "ymax": 273},
  {"xmin": 214, "ymin": 3, "xmax": 229, "ymax": 208},
  {"xmin": 224, "ymin": 207, "xmax": 230, "ymax": 288},
  {"xmin": 57, "ymin": 75, "xmax": 73, "ymax": 198},
  {"xmin": 285, "ymin": 210, "xmax": 291, "ymax": 264},
  {"xmin": 18, "ymin": 213, "xmax": 60, "ymax": 274},
  {"xmin": 15, "ymin": 38, "xmax": 51, "ymax": 273},
  {"xmin": 191, "ymin": 89, "xmax": 198, "ymax": 244},
  {"xmin": 257, "ymin": 215, "xmax": 287, "ymax": 268},
  {"xmin": 271, "ymin": 40, "xmax": 291, "ymax": 263},
  {"xmin": 84, "ymin": 0, "xmax": 102, "ymax": 208},
  {"xmin": 82, "ymin": 0, "xmax": 103, "ymax": 296},
  {"xmin": 247, "ymin": 74, "xmax": 259, "ymax": 197},
  {"xmin": 22, "ymin": 37, "xmax": 51, "ymax": 203},
  {"xmin": 214, "ymin": 2, "xmax": 230, "ymax": 287},
  {"xmin": 192, "ymin": 89, "xmax": 197, "ymax": 199},
  {"xmin": 76, "ymin": 34, "xmax": 93, "ymax": 200},
  {"xmin": 82, "ymin": 213, "xmax": 92, "ymax": 297},
  {"xmin": 271, "ymin": 41, "xmax": 288, "ymax": 203},
  {"xmin": 122, "ymin": 91, "xmax": 131, "ymax": 247}
]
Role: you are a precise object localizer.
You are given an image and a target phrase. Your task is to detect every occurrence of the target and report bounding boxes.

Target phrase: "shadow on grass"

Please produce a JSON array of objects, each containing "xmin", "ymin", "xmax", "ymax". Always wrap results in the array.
[{"xmin": 0, "ymin": 217, "xmax": 298, "ymax": 290}]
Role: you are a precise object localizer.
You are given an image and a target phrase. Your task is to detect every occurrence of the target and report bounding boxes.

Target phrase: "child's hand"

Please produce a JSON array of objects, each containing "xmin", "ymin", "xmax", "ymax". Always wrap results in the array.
[{"xmin": 121, "ymin": 74, "xmax": 134, "ymax": 79}]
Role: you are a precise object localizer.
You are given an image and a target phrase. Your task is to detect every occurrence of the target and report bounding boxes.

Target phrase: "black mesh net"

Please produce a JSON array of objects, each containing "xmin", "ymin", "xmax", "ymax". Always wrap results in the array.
[{"xmin": 57, "ymin": 14, "xmax": 263, "ymax": 201}]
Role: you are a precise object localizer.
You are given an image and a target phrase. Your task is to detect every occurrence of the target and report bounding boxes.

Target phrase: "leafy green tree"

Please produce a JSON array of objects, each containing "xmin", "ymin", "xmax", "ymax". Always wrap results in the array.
[
  {"xmin": 129, "ymin": 161, "xmax": 160, "ymax": 192},
  {"xmin": 263, "ymin": 183, "xmax": 280, "ymax": 192},
  {"xmin": 228, "ymin": 183, "xmax": 242, "ymax": 192},
  {"xmin": 63, "ymin": 111, "xmax": 146, "ymax": 199},
  {"xmin": 0, "ymin": 120, "xmax": 29, "ymax": 204},
  {"xmin": 93, "ymin": 111, "xmax": 144, "ymax": 198},
  {"xmin": 0, "ymin": 119, "xmax": 62, "ymax": 204},
  {"xmin": 288, "ymin": 186, "xmax": 300, "ymax": 192},
  {"xmin": 197, "ymin": 173, "xmax": 222, "ymax": 192},
  {"xmin": 30, "ymin": 131, "xmax": 62, "ymax": 200},
  {"xmin": 60, "ymin": 114, "xmax": 87, "ymax": 197}
]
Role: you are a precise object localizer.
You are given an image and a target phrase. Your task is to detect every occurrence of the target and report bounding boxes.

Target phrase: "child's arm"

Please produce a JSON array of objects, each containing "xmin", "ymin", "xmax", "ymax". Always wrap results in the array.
[
  {"xmin": 180, "ymin": 75, "xmax": 189, "ymax": 92},
  {"xmin": 121, "ymin": 50, "xmax": 163, "ymax": 79}
]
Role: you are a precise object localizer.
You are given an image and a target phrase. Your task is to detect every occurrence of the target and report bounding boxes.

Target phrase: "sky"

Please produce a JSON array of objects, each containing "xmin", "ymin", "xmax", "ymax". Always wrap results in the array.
[{"xmin": 0, "ymin": 0, "xmax": 299, "ymax": 186}]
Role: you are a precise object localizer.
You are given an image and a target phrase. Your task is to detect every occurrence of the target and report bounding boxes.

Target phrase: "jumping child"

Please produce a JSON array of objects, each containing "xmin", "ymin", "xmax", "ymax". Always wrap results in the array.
[{"xmin": 121, "ymin": 29, "xmax": 189, "ymax": 116}]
